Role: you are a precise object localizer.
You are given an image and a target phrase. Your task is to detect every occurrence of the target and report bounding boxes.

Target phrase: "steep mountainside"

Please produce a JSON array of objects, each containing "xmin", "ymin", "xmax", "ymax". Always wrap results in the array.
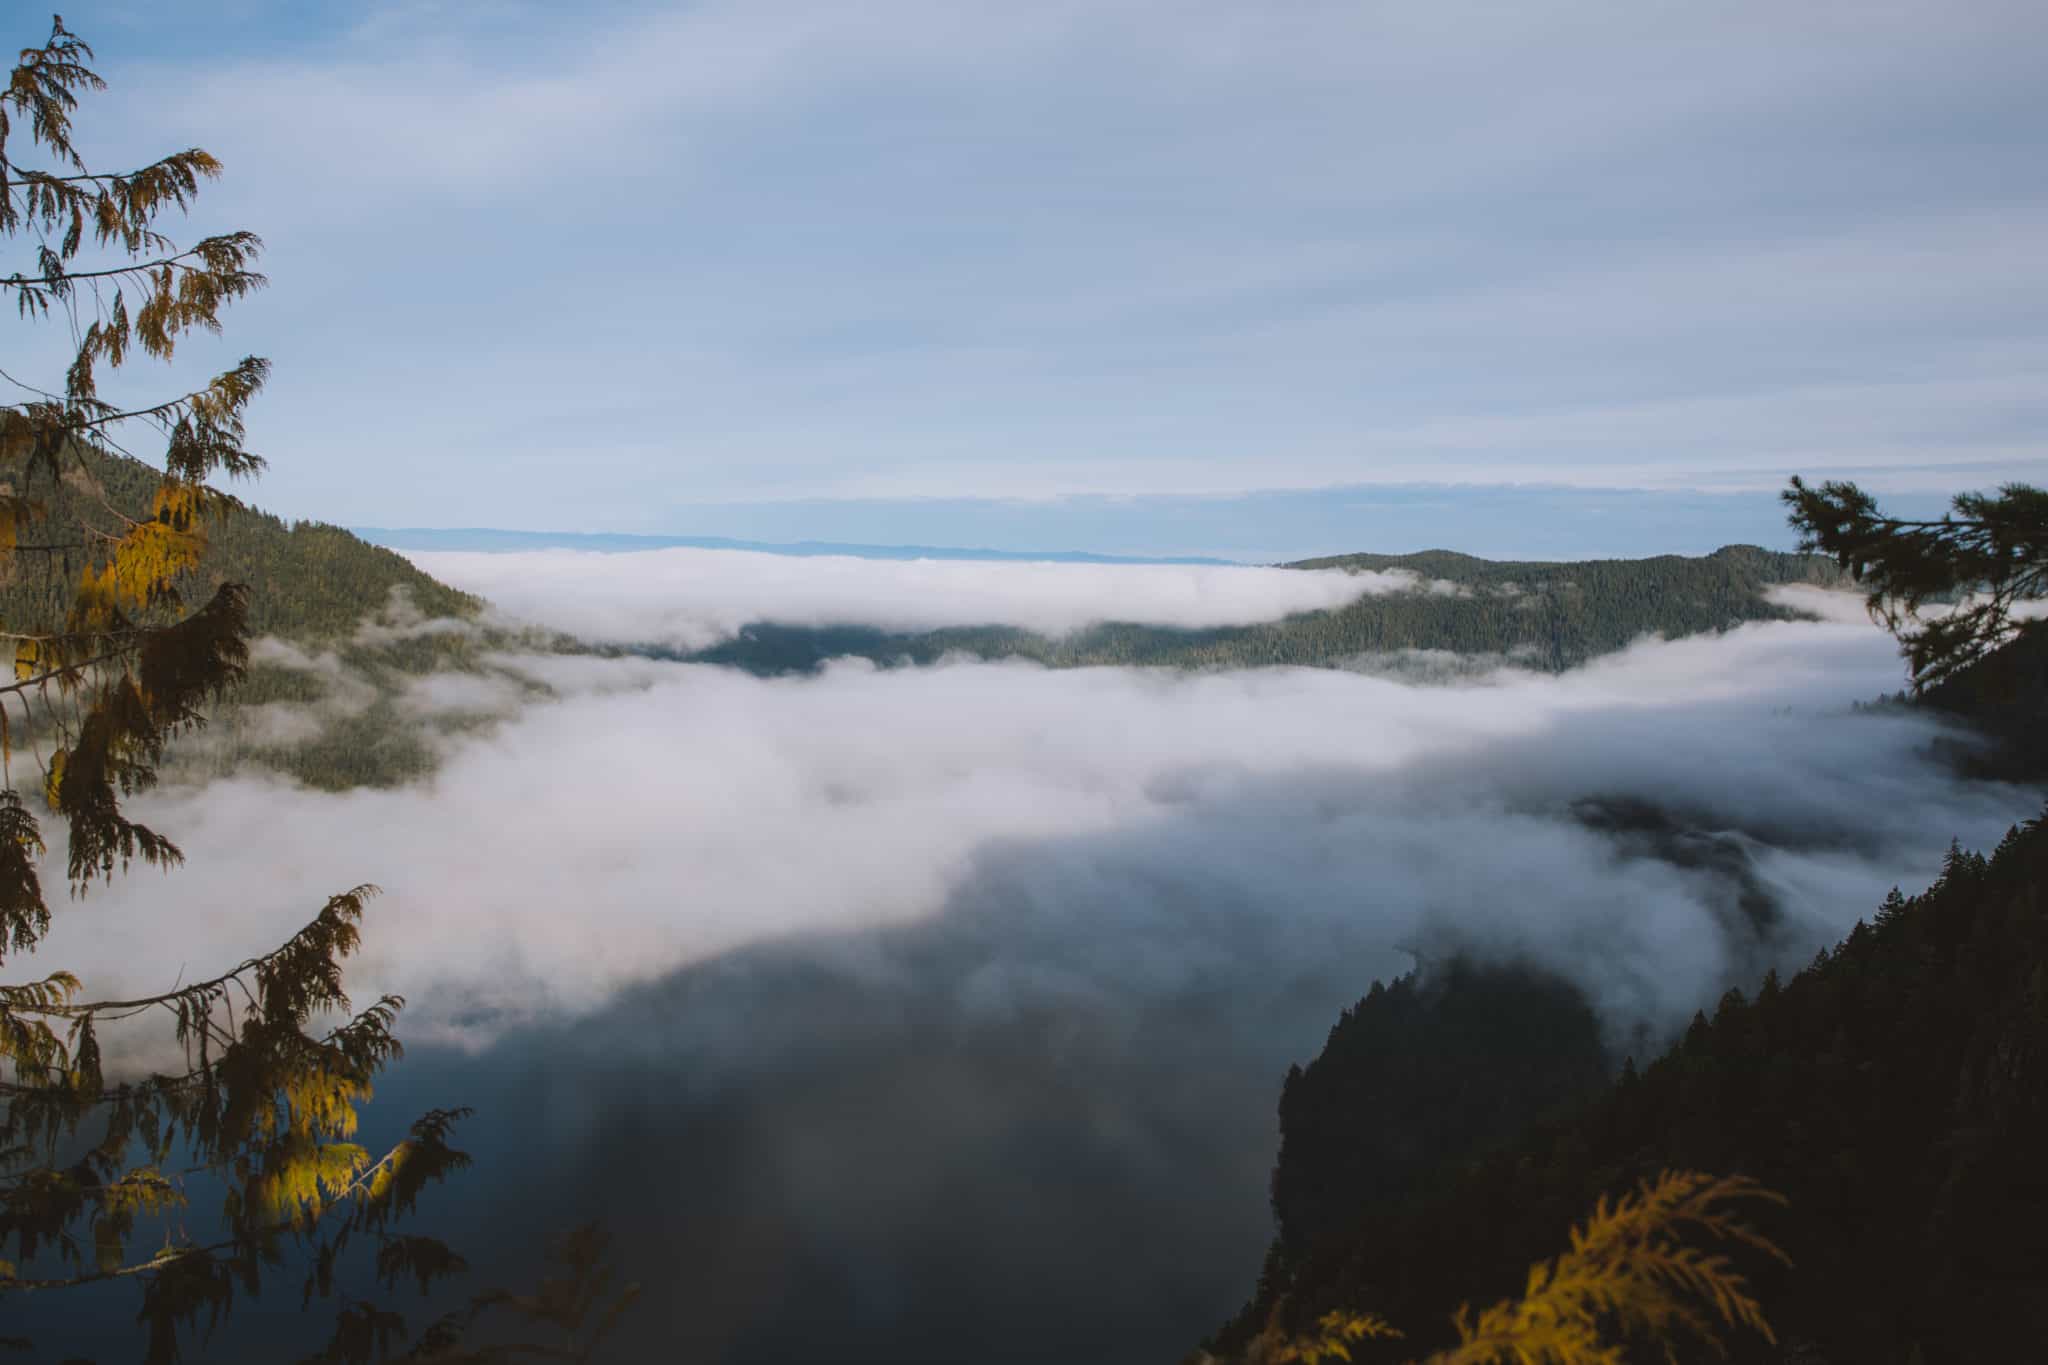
[{"xmin": 685, "ymin": 544, "xmax": 1850, "ymax": 676}]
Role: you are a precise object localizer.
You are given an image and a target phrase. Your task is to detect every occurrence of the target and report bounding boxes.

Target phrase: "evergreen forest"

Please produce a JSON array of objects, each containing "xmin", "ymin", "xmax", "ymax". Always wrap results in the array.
[{"xmin": 0, "ymin": 449, "xmax": 478, "ymax": 640}]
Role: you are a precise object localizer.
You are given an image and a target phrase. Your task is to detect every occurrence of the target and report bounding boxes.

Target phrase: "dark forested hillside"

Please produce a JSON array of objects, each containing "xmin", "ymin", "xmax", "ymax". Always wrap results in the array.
[
  {"xmin": 1205, "ymin": 807, "xmax": 2048, "ymax": 1365},
  {"xmin": 1918, "ymin": 622, "xmax": 2048, "ymax": 782},
  {"xmin": 1266, "ymin": 961, "xmax": 1611, "ymax": 1267},
  {"xmin": 682, "ymin": 544, "xmax": 1848, "ymax": 676}
]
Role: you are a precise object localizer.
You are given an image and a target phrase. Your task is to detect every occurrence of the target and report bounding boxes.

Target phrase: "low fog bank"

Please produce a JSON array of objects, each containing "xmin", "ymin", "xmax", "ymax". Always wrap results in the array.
[
  {"xmin": 1769, "ymin": 581, "xmax": 2048, "ymax": 629},
  {"xmin": 403, "ymin": 545, "xmax": 1404, "ymax": 649}
]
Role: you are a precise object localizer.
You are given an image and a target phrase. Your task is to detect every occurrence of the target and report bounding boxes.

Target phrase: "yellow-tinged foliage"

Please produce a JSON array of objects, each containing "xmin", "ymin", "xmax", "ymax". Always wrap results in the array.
[
  {"xmin": 37, "ymin": 747, "xmax": 60, "ymax": 810},
  {"xmin": 1265, "ymin": 1171, "xmax": 1786, "ymax": 1365},
  {"xmin": 1427, "ymin": 1171, "xmax": 1785, "ymax": 1365},
  {"xmin": 0, "ymin": 21, "xmax": 481, "ymax": 1363},
  {"xmin": 70, "ymin": 479, "xmax": 211, "ymax": 619},
  {"xmin": 1277, "ymin": 1311, "xmax": 1405, "ymax": 1363},
  {"xmin": 0, "ymin": 5, "xmax": 264, "ymax": 929}
]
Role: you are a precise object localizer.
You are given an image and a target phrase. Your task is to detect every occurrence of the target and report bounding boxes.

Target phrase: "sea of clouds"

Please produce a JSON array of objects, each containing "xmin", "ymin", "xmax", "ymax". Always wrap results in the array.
[
  {"xmin": 26, "ymin": 551, "xmax": 2045, "ymax": 1364},
  {"xmin": 38, "ymin": 555, "xmax": 2036, "ymax": 1048}
]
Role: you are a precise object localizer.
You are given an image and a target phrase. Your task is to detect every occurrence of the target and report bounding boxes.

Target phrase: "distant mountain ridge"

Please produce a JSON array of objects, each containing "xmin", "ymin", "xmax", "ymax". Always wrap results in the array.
[
  {"xmin": 1287, "ymin": 539, "xmax": 1838, "ymax": 583},
  {"xmin": 679, "ymin": 543, "xmax": 1851, "ymax": 676}
]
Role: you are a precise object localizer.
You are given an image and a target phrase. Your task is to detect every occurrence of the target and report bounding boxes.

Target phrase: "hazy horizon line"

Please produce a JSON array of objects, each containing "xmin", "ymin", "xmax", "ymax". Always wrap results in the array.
[{"xmin": 348, "ymin": 481, "xmax": 1962, "ymax": 565}]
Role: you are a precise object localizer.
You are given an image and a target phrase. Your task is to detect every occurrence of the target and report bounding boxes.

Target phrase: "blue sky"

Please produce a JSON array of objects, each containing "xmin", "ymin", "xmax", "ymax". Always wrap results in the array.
[{"xmin": 31, "ymin": 0, "xmax": 2048, "ymax": 557}]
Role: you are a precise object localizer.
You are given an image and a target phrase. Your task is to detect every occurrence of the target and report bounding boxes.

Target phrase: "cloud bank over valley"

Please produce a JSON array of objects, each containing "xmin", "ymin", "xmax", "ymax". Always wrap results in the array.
[
  {"xmin": 40, "ymin": 573, "xmax": 2033, "ymax": 1049},
  {"xmin": 25, "ymin": 553, "xmax": 2044, "ymax": 1362}
]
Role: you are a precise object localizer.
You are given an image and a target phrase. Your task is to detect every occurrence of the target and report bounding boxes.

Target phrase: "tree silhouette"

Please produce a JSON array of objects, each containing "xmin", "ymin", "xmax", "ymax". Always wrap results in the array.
[{"xmin": 1784, "ymin": 475, "xmax": 2048, "ymax": 690}]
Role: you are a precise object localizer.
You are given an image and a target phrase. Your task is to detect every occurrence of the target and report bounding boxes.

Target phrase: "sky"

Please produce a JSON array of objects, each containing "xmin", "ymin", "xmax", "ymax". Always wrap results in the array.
[{"xmin": 26, "ymin": 0, "xmax": 2048, "ymax": 556}]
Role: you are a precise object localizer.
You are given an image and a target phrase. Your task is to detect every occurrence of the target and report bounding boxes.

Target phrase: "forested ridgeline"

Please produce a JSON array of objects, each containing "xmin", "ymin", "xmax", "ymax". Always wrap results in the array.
[
  {"xmin": 0, "ymin": 449, "xmax": 478, "ymax": 636},
  {"xmin": 0, "ymin": 453, "xmax": 584, "ymax": 789},
  {"xmin": 1203, "ymin": 808, "xmax": 2048, "ymax": 1364},
  {"xmin": 682, "ymin": 544, "xmax": 1850, "ymax": 676}
]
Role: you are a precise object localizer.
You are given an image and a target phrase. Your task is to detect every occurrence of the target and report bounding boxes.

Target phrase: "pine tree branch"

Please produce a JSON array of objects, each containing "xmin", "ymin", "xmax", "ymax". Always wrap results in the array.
[
  {"xmin": 1, "ymin": 155, "xmax": 212, "ymax": 188},
  {"xmin": 6, "ymin": 889, "xmax": 379, "ymax": 1020},
  {"xmin": 0, "ymin": 644, "xmax": 133, "ymax": 698},
  {"xmin": 2, "ymin": 246, "xmax": 252, "ymax": 288},
  {"xmin": 0, "ymin": 1239, "xmax": 234, "ymax": 1290}
]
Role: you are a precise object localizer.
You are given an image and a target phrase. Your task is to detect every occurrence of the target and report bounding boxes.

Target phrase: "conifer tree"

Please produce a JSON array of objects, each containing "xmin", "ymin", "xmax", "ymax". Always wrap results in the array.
[
  {"xmin": 0, "ymin": 17, "xmax": 477, "ymax": 1360},
  {"xmin": 1783, "ymin": 475, "xmax": 2048, "ymax": 690}
]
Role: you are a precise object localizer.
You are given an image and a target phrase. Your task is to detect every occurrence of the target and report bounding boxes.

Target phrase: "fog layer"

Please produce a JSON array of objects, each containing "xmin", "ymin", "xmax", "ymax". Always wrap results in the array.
[
  {"xmin": 41, "ymin": 601, "xmax": 2031, "ymax": 1050},
  {"xmin": 402, "ymin": 546, "xmax": 1408, "ymax": 649}
]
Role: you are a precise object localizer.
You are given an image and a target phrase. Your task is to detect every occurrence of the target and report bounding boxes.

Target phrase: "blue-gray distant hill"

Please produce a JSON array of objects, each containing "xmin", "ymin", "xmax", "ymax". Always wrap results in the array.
[{"xmin": 353, "ymin": 526, "xmax": 1234, "ymax": 565}]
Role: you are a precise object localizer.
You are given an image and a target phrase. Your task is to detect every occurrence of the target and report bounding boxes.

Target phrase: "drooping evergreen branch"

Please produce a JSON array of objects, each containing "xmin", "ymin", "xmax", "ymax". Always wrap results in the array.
[
  {"xmin": 1784, "ymin": 475, "xmax": 2048, "ymax": 689},
  {"xmin": 4, "ymin": 886, "xmax": 383, "ymax": 1021},
  {"xmin": 2, "ymin": 1111, "xmax": 472, "ymax": 1293},
  {"xmin": 0, "ymin": 16, "xmax": 483, "ymax": 1360}
]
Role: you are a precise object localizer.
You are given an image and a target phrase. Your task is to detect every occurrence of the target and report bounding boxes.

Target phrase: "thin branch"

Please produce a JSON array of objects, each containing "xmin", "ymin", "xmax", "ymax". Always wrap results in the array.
[
  {"xmin": 2, "ymin": 246, "xmax": 251, "ymax": 288},
  {"xmin": 1, "ymin": 158, "xmax": 210, "ymax": 188},
  {"xmin": 0, "ymin": 1239, "xmax": 234, "ymax": 1291},
  {"xmin": 0, "ymin": 645, "xmax": 135, "ymax": 701}
]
